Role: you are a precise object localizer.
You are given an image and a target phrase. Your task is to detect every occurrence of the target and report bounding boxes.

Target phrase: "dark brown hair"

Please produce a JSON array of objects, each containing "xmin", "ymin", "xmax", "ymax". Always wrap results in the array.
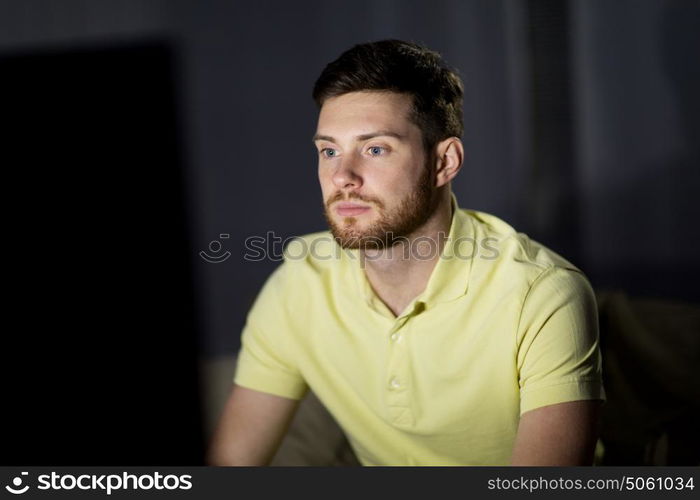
[{"xmin": 312, "ymin": 39, "xmax": 464, "ymax": 153}]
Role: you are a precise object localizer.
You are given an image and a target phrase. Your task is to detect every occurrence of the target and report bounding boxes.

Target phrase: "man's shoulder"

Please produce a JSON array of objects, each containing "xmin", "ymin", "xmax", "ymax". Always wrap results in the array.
[
  {"xmin": 461, "ymin": 209, "xmax": 586, "ymax": 289},
  {"xmin": 279, "ymin": 229, "xmax": 350, "ymax": 276},
  {"xmin": 249, "ymin": 230, "xmax": 343, "ymax": 319}
]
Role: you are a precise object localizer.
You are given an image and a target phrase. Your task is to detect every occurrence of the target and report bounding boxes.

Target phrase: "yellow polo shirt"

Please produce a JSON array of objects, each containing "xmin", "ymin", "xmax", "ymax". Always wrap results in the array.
[{"xmin": 234, "ymin": 197, "xmax": 605, "ymax": 465}]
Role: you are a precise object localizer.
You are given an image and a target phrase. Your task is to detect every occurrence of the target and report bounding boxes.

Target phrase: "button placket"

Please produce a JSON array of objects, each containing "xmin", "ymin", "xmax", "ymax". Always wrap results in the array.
[{"xmin": 385, "ymin": 315, "xmax": 413, "ymax": 426}]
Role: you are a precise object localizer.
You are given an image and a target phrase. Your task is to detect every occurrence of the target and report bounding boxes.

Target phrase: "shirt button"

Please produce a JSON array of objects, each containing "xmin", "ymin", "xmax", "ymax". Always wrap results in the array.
[
  {"xmin": 390, "ymin": 333, "xmax": 401, "ymax": 342},
  {"xmin": 389, "ymin": 377, "xmax": 401, "ymax": 389}
]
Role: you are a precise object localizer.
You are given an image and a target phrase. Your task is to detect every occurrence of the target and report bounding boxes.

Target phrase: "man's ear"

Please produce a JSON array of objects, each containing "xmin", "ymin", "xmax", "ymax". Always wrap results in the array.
[{"xmin": 433, "ymin": 137, "xmax": 464, "ymax": 188}]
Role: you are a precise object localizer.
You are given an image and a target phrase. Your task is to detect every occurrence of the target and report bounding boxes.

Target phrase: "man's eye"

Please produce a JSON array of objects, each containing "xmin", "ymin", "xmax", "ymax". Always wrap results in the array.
[
  {"xmin": 367, "ymin": 146, "xmax": 386, "ymax": 156},
  {"xmin": 320, "ymin": 148, "xmax": 338, "ymax": 158}
]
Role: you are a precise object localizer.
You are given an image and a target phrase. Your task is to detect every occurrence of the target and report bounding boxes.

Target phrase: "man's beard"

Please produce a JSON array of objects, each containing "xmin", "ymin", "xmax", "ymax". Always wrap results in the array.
[{"xmin": 323, "ymin": 165, "xmax": 436, "ymax": 250}]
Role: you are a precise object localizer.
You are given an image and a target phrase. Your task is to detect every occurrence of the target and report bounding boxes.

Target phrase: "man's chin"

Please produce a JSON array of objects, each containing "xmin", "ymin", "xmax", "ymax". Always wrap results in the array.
[
  {"xmin": 334, "ymin": 237, "xmax": 386, "ymax": 250},
  {"xmin": 329, "ymin": 227, "xmax": 391, "ymax": 250},
  {"xmin": 324, "ymin": 210, "xmax": 391, "ymax": 249}
]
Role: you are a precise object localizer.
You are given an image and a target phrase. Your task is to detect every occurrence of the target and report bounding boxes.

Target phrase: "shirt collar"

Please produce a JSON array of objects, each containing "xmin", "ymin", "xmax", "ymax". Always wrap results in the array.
[
  {"xmin": 413, "ymin": 192, "xmax": 473, "ymax": 308},
  {"xmin": 345, "ymin": 192, "xmax": 474, "ymax": 318}
]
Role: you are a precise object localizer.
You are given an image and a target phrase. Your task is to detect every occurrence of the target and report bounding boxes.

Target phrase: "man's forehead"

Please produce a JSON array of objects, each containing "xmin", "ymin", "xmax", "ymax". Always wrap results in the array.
[
  {"xmin": 319, "ymin": 90, "xmax": 412, "ymax": 115},
  {"xmin": 312, "ymin": 130, "xmax": 407, "ymax": 143},
  {"xmin": 315, "ymin": 91, "xmax": 417, "ymax": 141}
]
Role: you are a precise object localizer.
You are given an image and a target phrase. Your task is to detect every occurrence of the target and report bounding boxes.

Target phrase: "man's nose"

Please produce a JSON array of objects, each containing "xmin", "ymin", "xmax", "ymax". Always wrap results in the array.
[{"xmin": 332, "ymin": 154, "xmax": 363, "ymax": 190}]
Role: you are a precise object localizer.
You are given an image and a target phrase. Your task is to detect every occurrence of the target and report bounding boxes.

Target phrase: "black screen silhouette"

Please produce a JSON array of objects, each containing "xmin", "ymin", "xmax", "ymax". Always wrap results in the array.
[{"xmin": 1, "ymin": 42, "xmax": 204, "ymax": 465}]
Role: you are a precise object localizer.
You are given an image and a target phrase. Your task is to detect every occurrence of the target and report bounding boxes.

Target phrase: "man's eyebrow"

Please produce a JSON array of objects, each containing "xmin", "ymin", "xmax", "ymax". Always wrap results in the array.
[{"xmin": 312, "ymin": 130, "xmax": 406, "ymax": 143}]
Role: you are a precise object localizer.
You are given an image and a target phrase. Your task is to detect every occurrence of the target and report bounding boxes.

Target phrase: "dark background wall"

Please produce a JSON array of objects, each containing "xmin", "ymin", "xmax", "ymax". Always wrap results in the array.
[{"xmin": 1, "ymin": 0, "xmax": 697, "ymax": 357}]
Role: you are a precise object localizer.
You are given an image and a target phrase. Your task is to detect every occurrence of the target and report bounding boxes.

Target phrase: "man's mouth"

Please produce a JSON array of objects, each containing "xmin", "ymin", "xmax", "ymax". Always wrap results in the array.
[{"xmin": 334, "ymin": 202, "xmax": 372, "ymax": 217}]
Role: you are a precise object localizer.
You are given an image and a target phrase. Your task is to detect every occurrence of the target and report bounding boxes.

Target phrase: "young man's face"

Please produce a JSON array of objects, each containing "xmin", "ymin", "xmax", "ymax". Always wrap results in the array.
[{"xmin": 314, "ymin": 91, "xmax": 436, "ymax": 249}]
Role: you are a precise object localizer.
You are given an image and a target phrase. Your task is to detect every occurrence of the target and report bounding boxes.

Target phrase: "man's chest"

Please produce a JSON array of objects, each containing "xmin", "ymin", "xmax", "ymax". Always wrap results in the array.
[{"xmin": 288, "ymin": 294, "xmax": 524, "ymax": 432}]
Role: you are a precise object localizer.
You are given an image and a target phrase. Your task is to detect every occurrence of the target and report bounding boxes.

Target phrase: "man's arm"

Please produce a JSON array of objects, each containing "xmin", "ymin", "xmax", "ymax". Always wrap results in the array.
[
  {"xmin": 207, "ymin": 384, "xmax": 300, "ymax": 466},
  {"xmin": 509, "ymin": 400, "xmax": 601, "ymax": 466}
]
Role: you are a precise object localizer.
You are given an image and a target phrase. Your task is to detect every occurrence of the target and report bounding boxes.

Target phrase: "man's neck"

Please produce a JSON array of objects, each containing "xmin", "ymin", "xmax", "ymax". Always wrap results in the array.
[{"xmin": 360, "ymin": 190, "xmax": 453, "ymax": 317}]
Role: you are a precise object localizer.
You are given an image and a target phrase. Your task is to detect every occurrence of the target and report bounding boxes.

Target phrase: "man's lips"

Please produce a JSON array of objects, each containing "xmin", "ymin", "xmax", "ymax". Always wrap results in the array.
[{"xmin": 334, "ymin": 202, "xmax": 372, "ymax": 217}]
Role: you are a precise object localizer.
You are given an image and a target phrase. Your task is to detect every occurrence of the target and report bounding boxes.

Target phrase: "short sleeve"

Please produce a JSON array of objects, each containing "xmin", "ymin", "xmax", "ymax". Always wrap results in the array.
[
  {"xmin": 516, "ymin": 267, "xmax": 605, "ymax": 415},
  {"xmin": 233, "ymin": 264, "xmax": 309, "ymax": 400}
]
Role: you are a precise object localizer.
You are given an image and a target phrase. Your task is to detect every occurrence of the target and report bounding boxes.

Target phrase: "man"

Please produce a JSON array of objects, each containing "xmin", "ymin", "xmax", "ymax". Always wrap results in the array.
[{"xmin": 209, "ymin": 40, "xmax": 605, "ymax": 466}]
